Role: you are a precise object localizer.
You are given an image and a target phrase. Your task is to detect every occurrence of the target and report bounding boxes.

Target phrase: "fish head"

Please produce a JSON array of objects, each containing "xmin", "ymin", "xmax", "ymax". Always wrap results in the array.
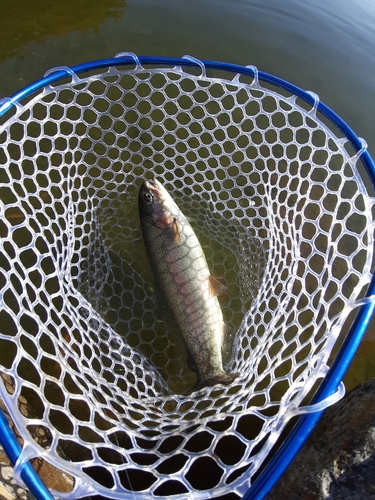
[
  {"xmin": 138, "ymin": 178, "xmax": 177, "ymax": 229},
  {"xmin": 139, "ymin": 178, "xmax": 166, "ymax": 213}
]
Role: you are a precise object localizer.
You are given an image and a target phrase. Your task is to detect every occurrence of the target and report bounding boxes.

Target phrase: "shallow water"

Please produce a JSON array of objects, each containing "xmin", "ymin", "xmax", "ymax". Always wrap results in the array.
[{"xmin": 1, "ymin": 0, "xmax": 375, "ymax": 387}]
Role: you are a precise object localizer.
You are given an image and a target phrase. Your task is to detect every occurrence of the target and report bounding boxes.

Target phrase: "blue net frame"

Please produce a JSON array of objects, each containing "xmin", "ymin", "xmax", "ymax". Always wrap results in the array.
[{"xmin": 0, "ymin": 54, "xmax": 374, "ymax": 500}]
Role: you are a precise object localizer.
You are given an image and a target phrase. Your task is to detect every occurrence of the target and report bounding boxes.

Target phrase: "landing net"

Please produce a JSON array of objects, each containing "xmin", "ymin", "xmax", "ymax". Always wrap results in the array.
[{"xmin": 0, "ymin": 54, "xmax": 375, "ymax": 499}]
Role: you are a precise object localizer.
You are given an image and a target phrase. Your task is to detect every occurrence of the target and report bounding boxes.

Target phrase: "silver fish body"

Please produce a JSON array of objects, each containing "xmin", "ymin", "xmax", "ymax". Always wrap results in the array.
[{"xmin": 138, "ymin": 178, "xmax": 238, "ymax": 390}]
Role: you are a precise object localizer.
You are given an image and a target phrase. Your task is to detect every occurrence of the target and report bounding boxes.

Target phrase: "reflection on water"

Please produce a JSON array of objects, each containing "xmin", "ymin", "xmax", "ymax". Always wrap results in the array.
[{"xmin": 0, "ymin": 0, "xmax": 127, "ymax": 62}]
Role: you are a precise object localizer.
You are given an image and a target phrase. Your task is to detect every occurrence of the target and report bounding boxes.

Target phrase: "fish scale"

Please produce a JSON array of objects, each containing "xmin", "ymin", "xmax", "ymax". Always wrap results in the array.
[{"xmin": 138, "ymin": 178, "xmax": 239, "ymax": 391}]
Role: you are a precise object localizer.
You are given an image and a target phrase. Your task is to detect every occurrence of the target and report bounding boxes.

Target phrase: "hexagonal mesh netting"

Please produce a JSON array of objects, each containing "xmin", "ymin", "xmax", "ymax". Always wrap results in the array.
[{"xmin": 0, "ymin": 55, "xmax": 375, "ymax": 499}]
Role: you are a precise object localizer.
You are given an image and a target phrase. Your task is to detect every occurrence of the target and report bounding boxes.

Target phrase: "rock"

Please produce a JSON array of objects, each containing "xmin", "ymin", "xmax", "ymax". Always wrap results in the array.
[
  {"xmin": 0, "ymin": 374, "xmax": 74, "ymax": 499},
  {"xmin": 0, "ymin": 444, "xmax": 34, "ymax": 500},
  {"xmin": 268, "ymin": 377, "xmax": 375, "ymax": 500}
]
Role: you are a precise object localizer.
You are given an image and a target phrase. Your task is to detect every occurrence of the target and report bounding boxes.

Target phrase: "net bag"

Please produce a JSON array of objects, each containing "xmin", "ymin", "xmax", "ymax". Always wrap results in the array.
[{"xmin": 0, "ymin": 54, "xmax": 375, "ymax": 500}]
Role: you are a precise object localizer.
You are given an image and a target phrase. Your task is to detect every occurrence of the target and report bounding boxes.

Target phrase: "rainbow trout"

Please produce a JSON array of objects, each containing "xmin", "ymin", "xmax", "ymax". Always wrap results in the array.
[{"xmin": 138, "ymin": 178, "xmax": 239, "ymax": 390}]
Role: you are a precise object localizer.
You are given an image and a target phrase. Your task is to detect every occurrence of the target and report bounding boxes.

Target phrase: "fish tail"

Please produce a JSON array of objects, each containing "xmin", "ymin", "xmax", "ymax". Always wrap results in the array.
[{"xmin": 193, "ymin": 372, "xmax": 240, "ymax": 391}]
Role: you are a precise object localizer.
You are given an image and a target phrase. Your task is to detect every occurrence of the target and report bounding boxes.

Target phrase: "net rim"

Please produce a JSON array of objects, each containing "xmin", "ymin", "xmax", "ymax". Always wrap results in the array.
[
  {"xmin": 0, "ymin": 54, "xmax": 374, "ymax": 171},
  {"xmin": 0, "ymin": 54, "xmax": 375, "ymax": 500},
  {"xmin": 0, "ymin": 409, "xmax": 54, "ymax": 500}
]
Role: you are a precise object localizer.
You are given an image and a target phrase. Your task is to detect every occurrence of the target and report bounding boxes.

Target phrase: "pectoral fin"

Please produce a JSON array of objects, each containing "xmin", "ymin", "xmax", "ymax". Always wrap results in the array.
[
  {"xmin": 208, "ymin": 275, "xmax": 222, "ymax": 296},
  {"xmin": 172, "ymin": 217, "xmax": 181, "ymax": 243}
]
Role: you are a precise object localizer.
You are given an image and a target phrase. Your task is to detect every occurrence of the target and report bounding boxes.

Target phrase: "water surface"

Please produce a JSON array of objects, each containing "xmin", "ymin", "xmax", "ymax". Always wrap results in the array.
[{"xmin": 1, "ymin": 0, "xmax": 375, "ymax": 387}]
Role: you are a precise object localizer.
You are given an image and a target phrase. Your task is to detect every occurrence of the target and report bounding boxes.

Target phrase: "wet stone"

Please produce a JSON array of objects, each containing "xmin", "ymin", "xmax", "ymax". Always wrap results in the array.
[
  {"xmin": 268, "ymin": 377, "xmax": 375, "ymax": 500},
  {"xmin": 0, "ymin": 444, "xmax": 34, "ymax": 500}
]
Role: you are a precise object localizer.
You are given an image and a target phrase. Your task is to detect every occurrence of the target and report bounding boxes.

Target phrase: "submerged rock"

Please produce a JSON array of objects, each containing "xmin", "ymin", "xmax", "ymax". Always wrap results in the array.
[{"xmin": 268, "ymin": 377, "xmax": 375, "ymax": 500}]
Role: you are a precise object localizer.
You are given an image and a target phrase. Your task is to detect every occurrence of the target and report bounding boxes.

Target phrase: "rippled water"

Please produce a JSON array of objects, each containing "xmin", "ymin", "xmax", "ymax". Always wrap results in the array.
[{"xmin": 1, "ymin": 0, "xmax": 374, "ymax": 387}]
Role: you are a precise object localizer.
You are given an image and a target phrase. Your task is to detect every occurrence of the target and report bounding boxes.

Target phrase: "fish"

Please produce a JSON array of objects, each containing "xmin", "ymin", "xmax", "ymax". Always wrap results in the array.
[{"xmin": 138, "ymin": 178, "xmax": 239, "ymax": 391}]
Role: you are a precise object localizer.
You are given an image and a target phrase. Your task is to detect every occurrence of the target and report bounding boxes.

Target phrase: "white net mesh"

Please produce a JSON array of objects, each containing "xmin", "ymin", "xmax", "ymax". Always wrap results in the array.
[{"xmin": 0, "ymin": 57, "xmax": 374, "ymax": 499}]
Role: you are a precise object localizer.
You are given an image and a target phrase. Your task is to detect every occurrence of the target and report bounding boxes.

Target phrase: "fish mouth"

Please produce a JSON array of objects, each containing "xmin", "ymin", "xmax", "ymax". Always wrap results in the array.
[{"xmin": 144, "ymin": 178, "xmax": 164, "ymax": 198}]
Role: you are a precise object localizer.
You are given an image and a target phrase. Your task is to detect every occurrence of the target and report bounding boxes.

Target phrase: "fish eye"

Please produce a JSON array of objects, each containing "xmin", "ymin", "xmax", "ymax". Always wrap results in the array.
[{"xmin": 143, "ymin": 192, "xmax": 153, "ymax": 204}]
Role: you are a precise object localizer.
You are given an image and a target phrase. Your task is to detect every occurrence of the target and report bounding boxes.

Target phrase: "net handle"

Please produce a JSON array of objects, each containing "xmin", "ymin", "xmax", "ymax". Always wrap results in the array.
[{"xmin": 243, "ymin": 283, "xmax": 375, "ymax": 500}]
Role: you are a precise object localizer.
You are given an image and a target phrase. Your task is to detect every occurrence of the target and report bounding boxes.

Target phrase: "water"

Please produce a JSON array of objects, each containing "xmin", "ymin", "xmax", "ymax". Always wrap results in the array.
[
  {"xmin": 1, "ymin": 0, "xmax": 375, "ymax": 409},
  {"xmin": 3, "ymin": 0, "xmax": 375, "ymax": 383},
  {"xmin": 1, "ymin": 3, "xmax": 375, "ymax": 496},
  {"xmin": 7, "ymin": 0, "xmax": 374, "ymax": 385},
  {"xmin": 1, "ymin": 0, "xmax": 375, "ymax": 159}
]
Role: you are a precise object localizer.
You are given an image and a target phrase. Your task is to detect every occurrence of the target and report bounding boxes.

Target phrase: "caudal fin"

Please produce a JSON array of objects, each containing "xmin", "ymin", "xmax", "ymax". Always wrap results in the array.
[{"xmin": 193, "ymin": 371, "xmax": 240, "ymax": 391}]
